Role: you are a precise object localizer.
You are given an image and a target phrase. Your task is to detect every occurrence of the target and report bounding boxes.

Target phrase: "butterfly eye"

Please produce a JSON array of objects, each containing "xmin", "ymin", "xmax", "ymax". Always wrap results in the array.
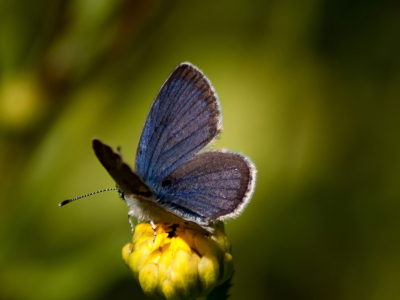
[
  {"xmin": 162, "ymin": 179, "xmax": 172, "ymax": 188},
  {"xmin": 118, "ymin": 188, "xmax": 125, "ymax": 199}
]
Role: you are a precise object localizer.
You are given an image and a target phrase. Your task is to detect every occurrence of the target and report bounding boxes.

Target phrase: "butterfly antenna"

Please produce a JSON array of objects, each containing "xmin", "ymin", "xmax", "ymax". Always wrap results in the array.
[{"xmin": 59, "ymin": 188, "xmax": 119, "ymax": 207}]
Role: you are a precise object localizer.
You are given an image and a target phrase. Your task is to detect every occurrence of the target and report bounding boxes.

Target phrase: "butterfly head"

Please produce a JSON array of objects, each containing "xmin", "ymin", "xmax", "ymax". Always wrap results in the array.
[{"xmin": 117, "ymin": 186, "xmax": 125, "ymax": 200}]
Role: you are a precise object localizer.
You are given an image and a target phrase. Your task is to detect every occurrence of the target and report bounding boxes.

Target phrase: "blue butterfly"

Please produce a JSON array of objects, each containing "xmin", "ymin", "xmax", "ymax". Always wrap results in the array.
[{"xmin": 62, "ymin": 63, "xmax": 256, "ymax": 233}]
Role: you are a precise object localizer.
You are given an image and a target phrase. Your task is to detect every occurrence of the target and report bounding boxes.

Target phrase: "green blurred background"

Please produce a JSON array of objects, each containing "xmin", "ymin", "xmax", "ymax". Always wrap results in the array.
[{"xmin": 1, "ymin": 0, "xmax": 400, "ymax": 299}]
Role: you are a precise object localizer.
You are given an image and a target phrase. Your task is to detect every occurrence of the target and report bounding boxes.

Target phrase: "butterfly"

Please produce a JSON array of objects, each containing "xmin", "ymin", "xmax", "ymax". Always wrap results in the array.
[{"xmin": 62, "ymin": 63, "xmax": 256, "ymax": 234}]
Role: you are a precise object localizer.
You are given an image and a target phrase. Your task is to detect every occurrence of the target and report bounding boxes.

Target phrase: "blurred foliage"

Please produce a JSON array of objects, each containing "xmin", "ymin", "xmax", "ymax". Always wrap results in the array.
[{"xmin": 1, "ymin": 0, "xmax": 400, "ymax": 299}]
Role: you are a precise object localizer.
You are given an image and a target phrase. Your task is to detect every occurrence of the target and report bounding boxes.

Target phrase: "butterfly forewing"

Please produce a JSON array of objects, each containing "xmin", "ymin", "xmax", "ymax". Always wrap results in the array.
[
  {"xmin": 92, "ymin": 139, "xmax": 153, "ymax": 198},
  {"xmin": 156, "ymin": 151, "xmax": 256, "ymax": 221},
  {"xmin": 135, "ymin": 63, "xmax": 221, "ymax": 191}
]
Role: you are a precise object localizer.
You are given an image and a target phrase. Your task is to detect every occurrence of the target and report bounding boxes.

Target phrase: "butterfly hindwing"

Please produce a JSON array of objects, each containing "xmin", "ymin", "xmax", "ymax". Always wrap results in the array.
[
  {"xmin": 135, "ymin": 63, "xmax": 222, "ymax": 191},
  {"xmin": 156, "ymin": 151, "xmax": 256, "ymax": 221}
]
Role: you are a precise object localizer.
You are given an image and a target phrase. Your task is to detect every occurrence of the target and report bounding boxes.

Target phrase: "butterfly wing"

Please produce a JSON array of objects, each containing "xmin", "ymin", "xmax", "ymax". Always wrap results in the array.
[
  {"xmin": 93, "ymin": 139, "xmax": 154, "ymax": 198},
  {"xmin": 156, "ymin": 151, "xmax": 256, "ymax": 224},
  {"xmin": 135, "ymin": 63, "xmax": 222, "ymax": 191}
]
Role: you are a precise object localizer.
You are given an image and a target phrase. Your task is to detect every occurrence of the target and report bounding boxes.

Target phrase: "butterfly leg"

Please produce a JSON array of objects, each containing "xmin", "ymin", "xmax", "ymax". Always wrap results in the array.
[
  {"xmin": 150, "ymin": 219, "xmax": 157, "ymax": 243},
  {"xmin": 128, "ymin": 213, "xmax": 134, "ymax": 233}
]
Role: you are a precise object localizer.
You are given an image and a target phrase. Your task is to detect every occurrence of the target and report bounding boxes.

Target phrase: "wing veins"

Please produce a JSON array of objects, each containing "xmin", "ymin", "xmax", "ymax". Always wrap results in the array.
[
  {"xmin": 147, "ymin": 74, "xmax": 196, "ymax": 177},
  {"xmin": 142, "ymin": 75, "xmax": 178, "ymax": 175},
  {"xmin": 149, "ymin": 79, "xmax": 208, "ymax": 176},
  {"xmin": 171, "ymin": 193, "xmax": 235, "ymax": 210},
  {"xmin": 167, "ymin": 168, "xmax": 241, "ymax": 185},
  {"xmin": 145, "ymin": 77, "xmax": 196, "ymax": 177},
  {"xmin": 162, "ymin": 95, "xmax": 214, "ymax": 151},
  {"xmin": 158, "ymin": 134, "xmax": 215, "ymax": 180},
  {"xmin": 152, "ymin": 105, "xmax": 216, "ymax": 169}
]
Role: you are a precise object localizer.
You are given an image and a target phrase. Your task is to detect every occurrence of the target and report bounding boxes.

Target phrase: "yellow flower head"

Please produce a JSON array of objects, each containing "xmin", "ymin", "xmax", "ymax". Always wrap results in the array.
[{"xmin": 122, "ymin": 223, "xmax": 234, "ymax": 300}]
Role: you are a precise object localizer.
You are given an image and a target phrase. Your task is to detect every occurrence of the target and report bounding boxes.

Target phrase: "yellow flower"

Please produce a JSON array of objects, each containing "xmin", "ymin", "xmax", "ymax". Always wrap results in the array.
[{"xmin": 122, "ymin": 222, "xmax": 234, "ymax": 300}]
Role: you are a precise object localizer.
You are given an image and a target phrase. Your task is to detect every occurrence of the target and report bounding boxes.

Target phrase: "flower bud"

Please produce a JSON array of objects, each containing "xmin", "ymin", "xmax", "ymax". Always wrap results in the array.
[{"xmin": 123, "ymin": 223, "xmax": 234, "ymax": 299}]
